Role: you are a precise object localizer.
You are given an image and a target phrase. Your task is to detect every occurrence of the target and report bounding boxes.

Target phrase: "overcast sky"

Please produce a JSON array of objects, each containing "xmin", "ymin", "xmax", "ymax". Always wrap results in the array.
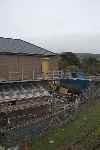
[{"xmin": 0, "ymin": 0, "xmax": 100, "ymax": 53}]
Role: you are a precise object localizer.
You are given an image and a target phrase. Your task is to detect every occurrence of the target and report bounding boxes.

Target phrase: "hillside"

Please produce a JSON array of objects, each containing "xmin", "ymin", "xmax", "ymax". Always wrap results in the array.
[
  {"xmin": 32, "ymin": 100, "xmax": 100, "ymax": 150},
  {"xmin": 76, "ymin": 53, "xmax": 100, "ymax": 61}
]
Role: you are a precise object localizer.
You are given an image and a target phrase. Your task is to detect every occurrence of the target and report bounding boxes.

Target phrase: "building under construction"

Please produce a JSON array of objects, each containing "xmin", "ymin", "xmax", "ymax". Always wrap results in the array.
[{"xmin": 0, "ymin": 37, "xmax": 58, "ymax": 81}]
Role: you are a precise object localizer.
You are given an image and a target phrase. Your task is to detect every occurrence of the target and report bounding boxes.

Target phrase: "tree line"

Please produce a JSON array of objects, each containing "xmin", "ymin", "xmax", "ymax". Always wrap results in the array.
[{"xmin": 58, "ymin": 52, "xmax": 100, "ymax": 75}]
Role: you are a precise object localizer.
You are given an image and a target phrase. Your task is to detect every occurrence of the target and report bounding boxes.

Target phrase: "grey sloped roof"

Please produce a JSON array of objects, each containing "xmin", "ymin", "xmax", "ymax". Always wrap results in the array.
[{"xmin": 0, "ymin": 37, "xmax": 56, "ymax": 56}]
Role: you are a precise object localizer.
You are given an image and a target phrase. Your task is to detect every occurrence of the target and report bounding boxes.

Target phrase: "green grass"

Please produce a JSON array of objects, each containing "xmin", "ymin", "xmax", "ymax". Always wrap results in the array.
[{"xmin": 32, "ymin": 101, "xmax": 100, "ymax": 150}]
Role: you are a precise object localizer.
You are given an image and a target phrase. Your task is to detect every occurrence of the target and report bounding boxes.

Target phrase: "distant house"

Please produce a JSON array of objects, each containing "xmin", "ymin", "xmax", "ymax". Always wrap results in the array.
[{"xmin": 0, "ymin": 37, "xmax": 56, "ymax": 81}]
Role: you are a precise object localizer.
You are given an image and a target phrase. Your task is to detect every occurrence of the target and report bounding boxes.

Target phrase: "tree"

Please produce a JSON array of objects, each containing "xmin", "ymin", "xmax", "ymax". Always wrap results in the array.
[
  {"xmin": 58, "ymin": 52, "xmax": 80, "ymax": 72},
  {"xmin": 81, "ymin": 56, "xmax": 100, "ymax": 74}
]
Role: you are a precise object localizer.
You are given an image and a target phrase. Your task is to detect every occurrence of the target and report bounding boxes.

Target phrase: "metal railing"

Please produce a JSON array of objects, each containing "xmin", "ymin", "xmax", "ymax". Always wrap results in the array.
[
  {"xmin": 8, "ymin": 71, "xmax": 95, "ymax": 81},
  {"xmin": 8, "ymin": 72, "xmax": 21, "ymax": 80},
  {"xmin": 36, "ymin": 71, "xmax": 65, "ymax": 80}
]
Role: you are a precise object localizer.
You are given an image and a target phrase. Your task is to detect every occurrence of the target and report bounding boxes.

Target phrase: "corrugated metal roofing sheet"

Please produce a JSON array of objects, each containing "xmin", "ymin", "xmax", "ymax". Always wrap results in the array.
[{"xmin": 0, "ymin": 37, "xmax": 56, "ymax": 56}]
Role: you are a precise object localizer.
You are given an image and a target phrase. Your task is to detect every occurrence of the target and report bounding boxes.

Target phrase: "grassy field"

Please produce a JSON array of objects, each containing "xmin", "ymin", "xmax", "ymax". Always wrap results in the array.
[{"xmin": 32, "ymin": 100, "xmax": 100, "ymax": 150}]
